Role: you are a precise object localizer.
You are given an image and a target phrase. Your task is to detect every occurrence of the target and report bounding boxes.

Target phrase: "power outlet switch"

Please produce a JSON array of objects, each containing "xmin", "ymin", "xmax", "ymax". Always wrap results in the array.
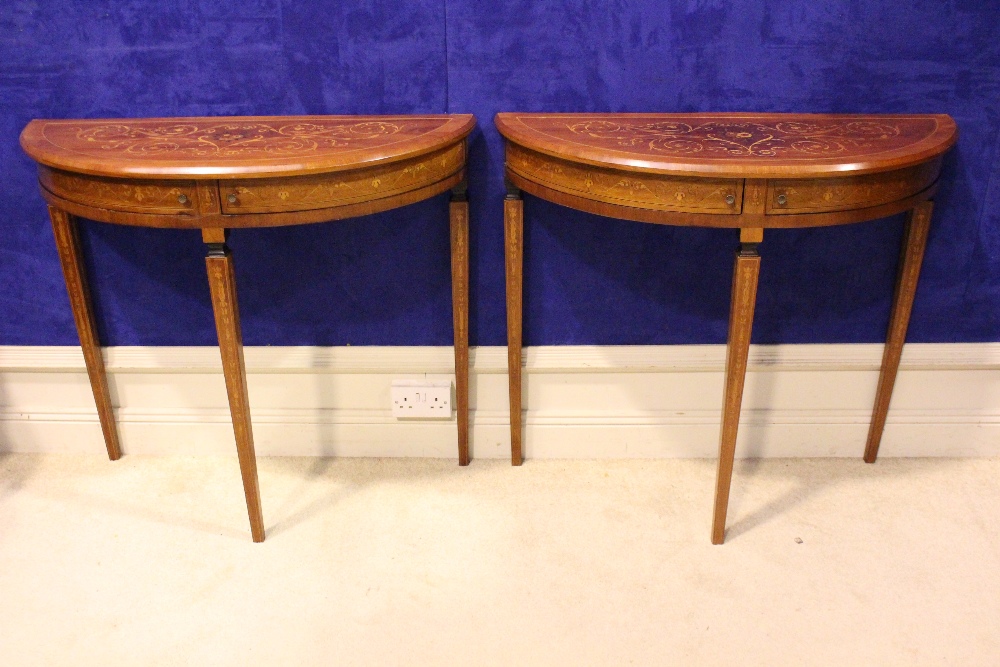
[{"xmin": 391, "ymin": 380, "xmax": 452, "ymax": 419}]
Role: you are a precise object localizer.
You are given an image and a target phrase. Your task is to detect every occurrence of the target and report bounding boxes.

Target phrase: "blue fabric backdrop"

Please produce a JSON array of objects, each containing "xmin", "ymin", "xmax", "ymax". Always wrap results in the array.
[{"xmin": 1, "ymin": 0, "xmax": 999, "ymax": 347}]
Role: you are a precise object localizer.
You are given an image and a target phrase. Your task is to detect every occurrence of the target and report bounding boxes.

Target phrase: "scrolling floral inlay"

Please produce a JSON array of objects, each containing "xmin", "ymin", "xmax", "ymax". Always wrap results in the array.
[
  {"xmin": 73, "ymin": 121, "xmax": 403, "ymax": 157},
  {"xmin": 566, "ymin": 120, "xmax": 904, "ymax": 159},
  {"xmin": 41, "ymin": 168, "xmax": 196, "ymax": 213},
  {"xmin": 222, "ymin": 143, "xmax": 464, "ymax": 212},
  {"xmin": 507, "ymin": 143, "xmax": 739, "ymax": 212}
]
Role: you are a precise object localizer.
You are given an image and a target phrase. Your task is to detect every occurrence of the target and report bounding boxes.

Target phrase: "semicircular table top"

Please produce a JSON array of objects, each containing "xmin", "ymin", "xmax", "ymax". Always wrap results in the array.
[
  {"xmin": 21, "ymin": 114, "xmax": 476, "ymax": 179},
  {"xmin": 495, "ymin": 112, "xmax": 957, "ymax": 177}
]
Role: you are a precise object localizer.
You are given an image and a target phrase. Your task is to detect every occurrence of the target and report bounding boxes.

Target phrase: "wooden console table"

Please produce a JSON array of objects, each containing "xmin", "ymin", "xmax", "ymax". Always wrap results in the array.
[
  {"xmin": 496, "ymin": 112, "xmax": 957, "ymax": 543},
  {"xmin": 21, "ymin": 114, "xmax": 476, "ymax": 542}
]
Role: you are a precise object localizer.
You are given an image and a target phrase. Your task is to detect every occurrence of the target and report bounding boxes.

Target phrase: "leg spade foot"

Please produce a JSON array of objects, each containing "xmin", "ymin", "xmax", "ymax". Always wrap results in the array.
[
  {"xmin": 203, "ymin": 229, "xmax": 264, "ymax": 543},
  {"xmin": 49, "ymin": 207, "xmax": 122, "ymax": 461},
  {"xmin": 711, "ymin": 228, "xmax": 762, "ymax": 545}
]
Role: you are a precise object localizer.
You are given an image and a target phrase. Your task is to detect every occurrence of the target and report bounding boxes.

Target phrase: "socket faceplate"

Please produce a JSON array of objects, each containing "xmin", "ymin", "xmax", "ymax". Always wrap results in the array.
[{"xmin": 391, "ymin": 380, "xmax": 452, "ymax": 418}]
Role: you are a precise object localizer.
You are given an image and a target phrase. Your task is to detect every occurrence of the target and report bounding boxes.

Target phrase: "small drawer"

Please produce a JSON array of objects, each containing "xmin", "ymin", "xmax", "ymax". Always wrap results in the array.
[
  {"xmin": 506, "ymin": 143, "xmax": 742, "ymax": 214},
  {"xmin": 221, "ymin": 142, "xmax": 465, "ymax": 214},
  {"xmin": 39, "ymin": 167, "xmax": 199, "ymax": 215},
  {"xmin": 766, "ymin": 160, "xmax": 942, "ymax": 214}
]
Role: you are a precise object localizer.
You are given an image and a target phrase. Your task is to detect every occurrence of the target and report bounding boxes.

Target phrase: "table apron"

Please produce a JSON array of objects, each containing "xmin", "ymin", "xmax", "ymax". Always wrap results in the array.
[
  {"xmin": 38, "ymin": 170, "xmax": 464, "ymax": 229},
  {"xmin": 508, "ymin": 169, "xmax": 939, "ymax": 229}
]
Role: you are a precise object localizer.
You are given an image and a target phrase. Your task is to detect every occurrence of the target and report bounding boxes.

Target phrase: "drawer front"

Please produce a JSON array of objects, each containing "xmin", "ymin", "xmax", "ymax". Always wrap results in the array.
[
  {"xmin": 766, "ymin": 159, "xmax": 942, "ymax": 214},
  {"xmin": 506, "ymin": 143, "xmax": 742, "ymax": 214},
  {"xmin": 220, "ymin": 141, "xmax": 465, "ymax": 214},
  {"xmin": 39, "ymin": 167, "xmax": 200, "ymax": 215}
]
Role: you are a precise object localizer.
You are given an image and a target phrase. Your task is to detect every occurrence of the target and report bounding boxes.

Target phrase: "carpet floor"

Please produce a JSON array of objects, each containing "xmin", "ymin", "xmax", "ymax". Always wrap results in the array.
[{"xmin": 0, "ymin": 453, "xmax": 997, "ymax": 665}]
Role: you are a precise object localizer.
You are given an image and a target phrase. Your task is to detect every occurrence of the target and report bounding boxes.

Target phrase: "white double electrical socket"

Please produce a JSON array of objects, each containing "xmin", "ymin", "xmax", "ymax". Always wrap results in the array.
[{"xmin": 391, "ymin": 380, "xmax": 452, "ymax": 418}]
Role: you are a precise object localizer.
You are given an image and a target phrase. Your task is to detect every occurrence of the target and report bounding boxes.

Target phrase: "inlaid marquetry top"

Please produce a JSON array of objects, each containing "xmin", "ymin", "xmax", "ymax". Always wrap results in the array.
[
  {"xmin": 21, "ymin": 115, "xmax": 476, "ymax": 179},
  {"xmin": 495, "ymin": 113, "xmax": 957, "ymax": 178}
]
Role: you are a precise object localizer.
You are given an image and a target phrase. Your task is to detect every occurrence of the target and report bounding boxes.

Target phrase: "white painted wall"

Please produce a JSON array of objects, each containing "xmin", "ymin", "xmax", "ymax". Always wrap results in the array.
[{"xmin": 1, "ymin": 344, "xmax": 998, "ymax": 459}]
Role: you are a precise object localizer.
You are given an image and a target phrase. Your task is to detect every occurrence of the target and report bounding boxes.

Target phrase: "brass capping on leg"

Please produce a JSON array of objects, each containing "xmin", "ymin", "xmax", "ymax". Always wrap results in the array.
[
  {"xmin": 450, "ymin": 180, "xmax": 469, "ymax": 202},
  {"xmin": 202, "ymin": 228, "xmax": 230, "ymax": 257},
  {"xmin": 738, "ymin": 227, "xmax": 763, "ymax": 257},
  {"xmin": 206, "ymin": 243, "xmax": 229, "ymax": 258},
  {"xmin": 504, "ymin": 176, "xmax": 522, "ymax": 200}
]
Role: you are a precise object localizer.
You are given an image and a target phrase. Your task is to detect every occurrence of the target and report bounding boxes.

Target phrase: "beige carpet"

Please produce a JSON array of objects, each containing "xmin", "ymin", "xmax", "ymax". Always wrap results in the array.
[{"xmin": 0, "ymin": 453, "xmax": 997, "ymax": 665}]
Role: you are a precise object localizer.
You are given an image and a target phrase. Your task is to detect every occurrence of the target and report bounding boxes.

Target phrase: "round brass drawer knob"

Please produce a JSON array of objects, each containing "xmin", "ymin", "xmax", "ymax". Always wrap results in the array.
[
  {"xmin": 227, "ymin": 194, "xmax": 238, "ymax": 204},
  {"xmin": 776, "ymin": 194, "xmax": 788, "ymax": 206},
  {"xmin": 725, "ymin": 194, "xmax": 736, "ymax": 205},
  {"xmin": 177, "ymin": 194, "xmax": 188, "ymax": 205}
]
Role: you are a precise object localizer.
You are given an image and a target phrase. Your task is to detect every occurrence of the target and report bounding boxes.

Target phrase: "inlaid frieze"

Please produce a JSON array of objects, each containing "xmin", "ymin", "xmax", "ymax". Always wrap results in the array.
[
  {"xmin": 40, "ymin": 167, "xmax": 198, "ymax": 214},
  {"xmin": 767, "ymin": 159, "xmax": 941, "ymax": 214},
  {"xmin": 506, "ymin": 143, "xmax": 741, "ymax": 213},
  {"xmin": 221, "ymin": 142, "xmax": 465, "ymax": 213}
]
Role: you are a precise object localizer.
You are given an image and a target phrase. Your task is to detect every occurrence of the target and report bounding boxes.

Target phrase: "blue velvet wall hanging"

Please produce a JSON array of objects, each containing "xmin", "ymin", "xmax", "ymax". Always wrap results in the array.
[{"xmin": 1, "ymin": 1, "xmax": 998, "ymax": 346}]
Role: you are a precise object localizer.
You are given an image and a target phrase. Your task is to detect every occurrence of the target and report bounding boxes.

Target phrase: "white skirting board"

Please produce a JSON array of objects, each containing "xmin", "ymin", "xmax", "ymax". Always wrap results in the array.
[{"xmin": 1, "ymin": 344, "xmax": 999, "ymax": 458}]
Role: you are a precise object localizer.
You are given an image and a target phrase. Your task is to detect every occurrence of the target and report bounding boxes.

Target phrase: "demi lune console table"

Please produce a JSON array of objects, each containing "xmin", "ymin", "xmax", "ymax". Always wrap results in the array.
[
  {"xmin": 496, "ymin": 112, "xmax": 957, "ymax": 544},
  {"xmin": 21, "ymin": 114, "xmax": 476, "ymax": 542}
]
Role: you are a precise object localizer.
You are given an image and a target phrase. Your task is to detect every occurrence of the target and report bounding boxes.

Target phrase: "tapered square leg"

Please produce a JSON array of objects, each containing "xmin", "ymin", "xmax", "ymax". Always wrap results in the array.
[
  {"xmin": 203, "ymin": 229, "xmax": 264, "ymax": 543},
  {"xmin": 450, "ymin": 185, "xmax": 471, "ymax": 466},
  {"xmin": 48, "ymin": 207, "xmax": 122, "ymax": 461},
  {"xmin": 864, "ymin": 201, "xmax": 933, "ymax": 463},
  {"xmin": 504, "ymin": 185, "xmax": 524, "ymax": 466},
  {"xmin": 712, "ymin": 229, "xmax": 762, "ymax": 545}
]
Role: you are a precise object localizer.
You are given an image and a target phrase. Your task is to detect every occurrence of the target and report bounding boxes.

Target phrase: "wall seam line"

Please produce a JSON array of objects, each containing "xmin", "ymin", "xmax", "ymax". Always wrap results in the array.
[{"xmin": 443, "ymin": 0, "xmax": 451, "ymax": 113}]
